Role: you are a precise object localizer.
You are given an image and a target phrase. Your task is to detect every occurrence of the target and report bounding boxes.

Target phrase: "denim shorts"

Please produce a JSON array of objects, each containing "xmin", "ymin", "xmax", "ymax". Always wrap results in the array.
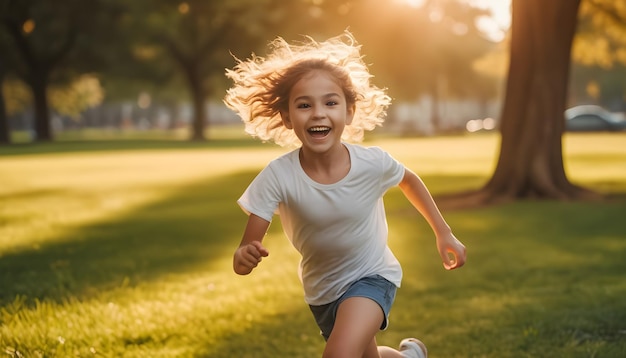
[{"xmin": 308, "ymin": 275, "xmax": 397, "ymax": 341}]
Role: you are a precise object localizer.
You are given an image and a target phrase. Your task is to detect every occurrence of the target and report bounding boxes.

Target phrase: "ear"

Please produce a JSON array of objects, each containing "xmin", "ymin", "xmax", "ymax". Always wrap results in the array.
[
  {"xmin": 345, "ymin": 104, "xmax": 355, "ymax": 125},
  {"xmin": 280, "ymin": 110, "xmax": 293, "ymax": 129}
]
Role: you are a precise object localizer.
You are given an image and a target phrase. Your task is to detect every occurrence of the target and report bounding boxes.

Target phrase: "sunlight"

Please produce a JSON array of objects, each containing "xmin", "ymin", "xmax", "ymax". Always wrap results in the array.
[
  {"xmin": 0, "ymin": 147, "xmax": 285, "ymax": 253},
  {"xmin": 397, "ymin": 0, "xmax": 511, "ymax": 42},
  {"xmin": 466, "ymin": 0, "xmax": 511, "ymax": 42},
  {"xmin": 402, "ymin": 0, "xmax": 426, "ymax": 8}
]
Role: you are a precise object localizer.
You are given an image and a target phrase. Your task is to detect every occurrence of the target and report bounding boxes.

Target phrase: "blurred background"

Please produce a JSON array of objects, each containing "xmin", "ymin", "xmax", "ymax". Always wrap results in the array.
[{"xmin": 0, "ymin": 0, "xmax": 624, "ymax": 142}]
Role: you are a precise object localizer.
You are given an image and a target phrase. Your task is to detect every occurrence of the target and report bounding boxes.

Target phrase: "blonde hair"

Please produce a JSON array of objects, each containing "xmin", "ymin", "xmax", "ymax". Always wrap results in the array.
[{"xmin": 224, "ymin": 31, "xmax": 391, "ymax": 147}]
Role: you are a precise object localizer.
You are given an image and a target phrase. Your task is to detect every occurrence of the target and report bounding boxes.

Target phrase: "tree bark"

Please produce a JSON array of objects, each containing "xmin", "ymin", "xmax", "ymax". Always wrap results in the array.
[
  {"xmin": 30, "ymin": 75, "xmax": 52, "ymax": 141},
  {"xmin": 189, "ymin": 73, "xmax": 207, "ymax": 142},
  {"xmin": 165, "ymin": 39, "xmax": 208, "ymax": 142},
  {"xmin": 0, "ymin": 66, "xmax": 9, "ymax": 144},
  {"xmin": 438, "ymin": 0, "xmax": 600, "ymax": 209},
  {"xmin": 0, "ymin": 89, "xmax": 9, "ymax": 144}
]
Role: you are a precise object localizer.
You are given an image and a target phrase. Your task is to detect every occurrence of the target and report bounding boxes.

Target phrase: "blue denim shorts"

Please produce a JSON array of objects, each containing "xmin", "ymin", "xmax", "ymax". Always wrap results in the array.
[{"xmin": 308, "ymin": 275, "xmax": 397, "ymax": 341}]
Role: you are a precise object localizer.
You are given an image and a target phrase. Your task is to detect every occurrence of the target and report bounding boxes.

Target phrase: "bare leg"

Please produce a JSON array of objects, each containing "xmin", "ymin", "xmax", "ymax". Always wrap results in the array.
[
  {"xmin": 321, "ymin": 296, "xmax": 427, "ymax": 358},
  {"xmin": 323, "ymin": 297, "xmax": 383, "ymax": 358}
]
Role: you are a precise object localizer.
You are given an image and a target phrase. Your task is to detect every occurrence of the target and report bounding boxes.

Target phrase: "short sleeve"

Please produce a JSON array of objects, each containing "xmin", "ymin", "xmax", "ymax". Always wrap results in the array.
[
  {"xmin": 237, "ymin": 165, "xmax": 281, "ymax": 222},
  {"xmin": 379, "ymin": 148, "xmax": 405, "ymax": 190}
]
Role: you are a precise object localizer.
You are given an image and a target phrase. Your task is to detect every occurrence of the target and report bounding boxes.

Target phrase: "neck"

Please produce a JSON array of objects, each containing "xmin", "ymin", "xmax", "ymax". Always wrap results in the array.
[
  {"xmin": 298, "ymin": 143, "xmax": 351, "ymax": 184},
  {"xmin": 299, "ymin": 143, "xmax": 346, "ymax": 168}
]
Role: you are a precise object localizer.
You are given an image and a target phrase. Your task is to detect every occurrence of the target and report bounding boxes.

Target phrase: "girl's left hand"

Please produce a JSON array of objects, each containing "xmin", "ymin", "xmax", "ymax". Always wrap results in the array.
[{"xmin": 436, "ymin": 233, "xmax": 466, "ymax": 270}]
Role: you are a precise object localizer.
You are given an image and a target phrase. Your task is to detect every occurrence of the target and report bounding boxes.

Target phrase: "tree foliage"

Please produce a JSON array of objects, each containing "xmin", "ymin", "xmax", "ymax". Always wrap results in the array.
[
  {"xmin": 570, "ymin": 0, "xmax": 626, "ymax": 109},
  {"xmin": 0, "ymin": 0, "xmax": 125, "ymax": 141},
  {"xmin": 575, "ymin": 0, "xmax": 626, "ymax": 68},
  {"xmin": 0, "ymin": 0, "xmax": 505, "ymax": 142}
]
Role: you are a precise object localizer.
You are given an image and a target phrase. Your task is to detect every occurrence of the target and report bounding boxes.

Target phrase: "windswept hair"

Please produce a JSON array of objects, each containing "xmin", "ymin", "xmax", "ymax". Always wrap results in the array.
[{"xmin": 224, "ymin": 31, "xmax": 391, "ymax": 147}]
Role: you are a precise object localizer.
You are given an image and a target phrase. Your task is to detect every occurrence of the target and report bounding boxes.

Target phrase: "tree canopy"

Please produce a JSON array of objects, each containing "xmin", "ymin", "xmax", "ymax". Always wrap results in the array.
[
  {"xmin": 0, "ymin": 0, "xmax": 503, "ymax": 142},
  {"xmin": 1, "ymin": 0, "xmax": 624, "ymax": 158}
]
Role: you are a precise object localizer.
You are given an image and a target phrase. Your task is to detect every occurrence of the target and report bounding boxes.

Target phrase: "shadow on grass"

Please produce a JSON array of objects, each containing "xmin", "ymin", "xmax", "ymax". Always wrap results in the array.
[
  {"xmin": 0, "ymin": 169, "xmax": 259, "ymax": 306},
  {"xmin": 201, "ymin": 306, "xmax": 325, "ymax": 358}
]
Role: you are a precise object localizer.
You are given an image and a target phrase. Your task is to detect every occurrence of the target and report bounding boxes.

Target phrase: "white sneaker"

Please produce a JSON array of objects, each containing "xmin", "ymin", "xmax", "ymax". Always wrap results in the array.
[{"xmin": 399, "ymin": 338, "xmax": 428, "ymax": 358}]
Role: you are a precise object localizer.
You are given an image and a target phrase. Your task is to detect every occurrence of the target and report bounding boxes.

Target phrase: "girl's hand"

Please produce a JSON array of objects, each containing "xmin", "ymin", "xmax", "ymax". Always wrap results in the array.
[
  {"xmin": 233, "ymin": 241, "xmax": 270, "ymax": 275},
  {"xmin": 436, "ymin": 233, "xmax": 466, "ymax": 270}
]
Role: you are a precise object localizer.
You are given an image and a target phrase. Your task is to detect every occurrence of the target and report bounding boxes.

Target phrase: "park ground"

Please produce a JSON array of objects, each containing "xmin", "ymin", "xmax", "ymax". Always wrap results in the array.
[{"xmin": 0, "ymin": 130, "xmax": 625, "ymax": 357}]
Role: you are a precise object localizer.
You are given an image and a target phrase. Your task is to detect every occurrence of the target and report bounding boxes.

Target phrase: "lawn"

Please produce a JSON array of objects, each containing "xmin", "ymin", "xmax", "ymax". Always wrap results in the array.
[{"xmin": 1, "ymin": 132, "xmax": 625, "ymax": 357}]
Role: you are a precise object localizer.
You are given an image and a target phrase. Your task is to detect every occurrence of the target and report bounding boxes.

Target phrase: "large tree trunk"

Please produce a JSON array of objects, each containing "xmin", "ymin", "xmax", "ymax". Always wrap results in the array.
[
  {"xmin": 486, "ymin": 0, "xmax": 582, "ymax": 199},
  {"xmin": 439, "ymin": 0, "xmax": 599, "ymax": 208}
]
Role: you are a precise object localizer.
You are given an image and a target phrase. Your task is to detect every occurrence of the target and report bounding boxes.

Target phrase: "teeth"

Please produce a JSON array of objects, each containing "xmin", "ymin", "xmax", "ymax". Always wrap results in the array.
[{"xmin": 309, "ymin": 126, "xmax": 330, "ymax": 132}]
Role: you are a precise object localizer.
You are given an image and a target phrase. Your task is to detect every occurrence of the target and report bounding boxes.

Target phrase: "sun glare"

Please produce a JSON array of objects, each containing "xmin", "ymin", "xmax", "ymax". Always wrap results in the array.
[
  {"xmin": 399, "ymin": 0, "xmax": 511, "ymax": 42},
  {"xmin": 404, "ymin": 0, "xmax": 426, "ymax": 8},
  {"xmin": 466, "ymin": 0, "xmax": 511, "ymax": 42}
]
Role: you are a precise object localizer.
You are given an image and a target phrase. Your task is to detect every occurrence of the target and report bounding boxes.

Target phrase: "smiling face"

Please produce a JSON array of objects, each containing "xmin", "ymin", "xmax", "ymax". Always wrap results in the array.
[{"xmin": 281, "ymin": 70, "xmax": 355, "ymax": 155}]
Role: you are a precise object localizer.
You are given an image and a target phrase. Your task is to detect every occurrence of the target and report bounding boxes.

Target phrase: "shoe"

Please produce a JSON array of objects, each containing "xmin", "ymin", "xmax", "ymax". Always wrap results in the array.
[{"xmin": 399, "ymin": 338, "xmax": 427, "ymax": 358}]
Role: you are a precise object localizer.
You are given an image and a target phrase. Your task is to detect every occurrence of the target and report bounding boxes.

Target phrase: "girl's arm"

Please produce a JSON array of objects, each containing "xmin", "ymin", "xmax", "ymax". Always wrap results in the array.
[
  {"xmin": 233, "ymin": 213, "xmax": 271, "ymax": 275},
  {"xmin": 398, "ymin": 168, "xmax": 466, "ymax": 270}
]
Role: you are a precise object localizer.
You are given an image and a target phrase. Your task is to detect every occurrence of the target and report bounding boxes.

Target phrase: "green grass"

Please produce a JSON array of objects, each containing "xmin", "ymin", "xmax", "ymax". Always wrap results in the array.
[{"xmin": 1, "ymin": 132, "xmax": 625, "ymax": 357}]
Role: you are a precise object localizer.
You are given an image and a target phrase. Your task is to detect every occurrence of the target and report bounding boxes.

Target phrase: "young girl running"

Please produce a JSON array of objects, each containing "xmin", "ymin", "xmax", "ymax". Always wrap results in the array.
[{"xmin": 225, "ymin": 31, "xmax": 466, "ymax": 358}]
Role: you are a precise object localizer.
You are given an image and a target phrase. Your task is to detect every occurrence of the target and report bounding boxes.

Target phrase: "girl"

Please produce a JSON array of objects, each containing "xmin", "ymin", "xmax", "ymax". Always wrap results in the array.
[{"xmin": 224, "ymin": 31, "xmax": 466, "ymax": 358}]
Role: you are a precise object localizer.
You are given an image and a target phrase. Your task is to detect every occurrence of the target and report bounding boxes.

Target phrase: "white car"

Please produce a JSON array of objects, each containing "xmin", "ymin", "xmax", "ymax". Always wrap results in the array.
[{"xmin": 565, "ymin": 105, "xmax": 626, "ymax": 132}]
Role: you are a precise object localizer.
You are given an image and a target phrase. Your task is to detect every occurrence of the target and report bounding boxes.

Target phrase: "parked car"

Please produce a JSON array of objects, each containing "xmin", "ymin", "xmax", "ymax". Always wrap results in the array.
[{"xmin": 565, "ymin": 105, "xmax": 626, "ymax": 132}]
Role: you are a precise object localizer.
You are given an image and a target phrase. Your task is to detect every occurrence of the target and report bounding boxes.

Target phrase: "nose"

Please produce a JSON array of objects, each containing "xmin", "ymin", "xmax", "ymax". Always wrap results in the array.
[{"xmin": 312, "ymin": 104, "xmax": 326, "ymax": 119}]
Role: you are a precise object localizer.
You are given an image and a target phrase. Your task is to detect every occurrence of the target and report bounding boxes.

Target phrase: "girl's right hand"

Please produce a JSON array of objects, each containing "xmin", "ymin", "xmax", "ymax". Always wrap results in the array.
[{"xmin": 233, "ymin": 241, "xmax": 270, "ymax": 275}]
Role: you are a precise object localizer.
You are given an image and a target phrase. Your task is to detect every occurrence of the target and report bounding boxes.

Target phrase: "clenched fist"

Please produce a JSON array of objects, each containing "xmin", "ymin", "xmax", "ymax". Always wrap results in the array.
[{"xmin": 233, "ymin": 241, "xmax": 270, "ymax": 275}]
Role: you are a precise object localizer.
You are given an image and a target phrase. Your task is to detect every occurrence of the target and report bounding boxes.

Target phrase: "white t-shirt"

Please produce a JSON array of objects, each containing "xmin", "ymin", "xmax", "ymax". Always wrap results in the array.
[{"xmin": 238, "ymin": 143, "xmax": 406, "ymax": 305}]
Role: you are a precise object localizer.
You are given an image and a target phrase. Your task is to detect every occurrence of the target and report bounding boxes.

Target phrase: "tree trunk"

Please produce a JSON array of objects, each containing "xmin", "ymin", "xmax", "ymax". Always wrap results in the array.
[
  {"xmin": 0, "ymin": 82, "xmax": 9, "ymax": 144},
  {"xmin": 438, "ymin": 0, "xmax": 599, "ymax": 209},
  {"xmin": 0, "ymin": 64, "xmax": 9, "ymax": 144},
  {"xmin": 189, "ymin": 78, "xmax": 207, "ymax": 141},
  {"xmin": 430, "ymin": 78, "xmax": 441, "ymax": 133},
  {"xmin": 171, "ymin": 47, "xmax": 208, "ymax": 142},
  {"xmin": 30, "ymin": 76, "xmax": 53, "ymax": 141}
]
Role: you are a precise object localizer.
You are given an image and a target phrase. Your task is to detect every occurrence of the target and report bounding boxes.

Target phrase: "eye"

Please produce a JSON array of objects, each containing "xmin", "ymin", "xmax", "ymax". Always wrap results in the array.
[
  {"xmin": 326, "ymin": 100, "xmax": 338, "ymax": 106},
  {"xmin": 296, "ymin": 103, "xmax": 311, "ymax": 109}
]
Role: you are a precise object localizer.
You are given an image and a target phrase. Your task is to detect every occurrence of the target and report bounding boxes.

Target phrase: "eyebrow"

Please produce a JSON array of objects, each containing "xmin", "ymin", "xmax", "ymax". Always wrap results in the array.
[{"xmin": 292, "ymin": 93, "xmax": 342, "ymax": 102}]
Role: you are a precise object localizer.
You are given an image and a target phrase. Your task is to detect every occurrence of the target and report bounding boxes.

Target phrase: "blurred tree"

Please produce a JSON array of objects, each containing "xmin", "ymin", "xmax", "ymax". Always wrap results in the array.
[
  {"xmin": 251, "ymin": 0, "xmax": 499, "ymax": 132},
  {"xmin": 570, "ymin": 63, "xmax": 626, "ymax": 109},
  {"xmin": 0, "ymin": 54, "xmax": 9, "ymax": 144},
  {"xmin": 3, "ymin": 79, "xmax": 31, "ymax": 116},
  {"xmin": 349, "ymin": 0, "xmax": 498, "ymax": 130},
  {"xmin": 0, "ymin": 1, "xmax": 14, "ymax": 144},
  {"xmin": 0, "ymin": 59, "xmax": 8, "ymax": 144},
  {"xmin": 575, "ymin": 0, "xmax": 626, "ymax": 68},
  {"xmin": 0, "ymin": 0, "xmax": 124, "ymax": 142},
  {"xmin": 49, "ymin": 75, "xmax": 105, "ymax": 120},
  {"xmin": 570, "ymin": 0, "xmax": 626, "ymax": 109},
  {"xmin": 453, "ymin": 0, "xmax": 625, "ymax": 205},
  {"xmin": 129, "ymin": 0, "xmax": 286, "ymax": 141}
]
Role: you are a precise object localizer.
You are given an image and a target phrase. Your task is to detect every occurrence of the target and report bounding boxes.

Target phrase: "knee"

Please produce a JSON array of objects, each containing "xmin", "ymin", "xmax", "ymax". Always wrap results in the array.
[{"xmin": 322, "ymin": 341, "xmax": 361, "ymax": 358}]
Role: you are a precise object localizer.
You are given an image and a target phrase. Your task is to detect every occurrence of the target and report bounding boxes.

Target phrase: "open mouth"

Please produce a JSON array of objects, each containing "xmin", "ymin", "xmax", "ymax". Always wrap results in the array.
[{"xmin": 307, "ymin": 126, "xmax": 331, "ymax": 138}]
